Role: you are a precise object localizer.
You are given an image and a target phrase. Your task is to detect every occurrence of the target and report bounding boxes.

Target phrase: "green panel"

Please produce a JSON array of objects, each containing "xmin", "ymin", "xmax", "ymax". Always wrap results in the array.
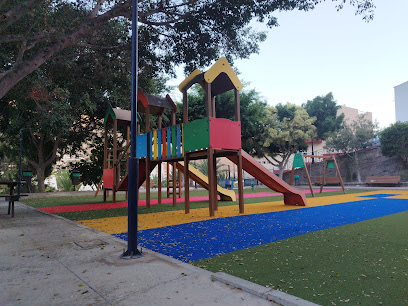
[
  {"xmin": 172, "ymin": 126, "xmax": 177, "ymax": 157},
  {"xmin": 292, "ymin": 153, "xmax": 305, "ymax": 168},
  {"xmin": 22, "ymin": 171, "xmax": 32, "ymax": 176},
  {"xmin": 183, "ymin": 118, "xmax": 210, "ymax": 152},
  {"xmin": 103, "ymin": 104, "xmax": 116, "ymax": 126},
  {"xmin": 327, "ymin": 160, "xmax": 335, "ymax": 169},
  {"xmin": 72, "ymin": 172, "xmax": 80, "ymax": 177}
]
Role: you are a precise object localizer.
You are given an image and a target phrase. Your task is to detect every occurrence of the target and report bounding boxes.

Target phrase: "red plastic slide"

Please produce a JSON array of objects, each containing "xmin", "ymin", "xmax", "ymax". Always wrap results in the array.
[{"xmin": 227, "ymin": 150, "xmax": 306, "ymax": 206}]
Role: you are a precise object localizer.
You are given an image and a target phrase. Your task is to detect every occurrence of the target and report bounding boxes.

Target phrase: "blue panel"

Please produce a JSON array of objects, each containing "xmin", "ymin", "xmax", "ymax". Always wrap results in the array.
[
  {"xmin": 149, "ymin": 131, "xmax": 153, "ymax": 160},
  {"xmin": 167, "ymin": 127, "xmax": 171, "ymax": 158},
  {"xmin": 136, "ymin": 134, "xmax": 147, "ymax": 158},
  {"xmin": 176, "ymin": 125, "xmax": 181, "ymax": 157},
  {"xmin": 158, "ymin": 130, "xmax": 162, "ymax": 159}
]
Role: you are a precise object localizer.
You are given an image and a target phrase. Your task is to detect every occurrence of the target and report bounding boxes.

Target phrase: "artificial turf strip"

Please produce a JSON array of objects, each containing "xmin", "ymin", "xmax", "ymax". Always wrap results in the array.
[
  {"xmin": 38, "ymin": 192, "xmax": 286, "ymax": 213},
  {"xmin": 193, "ymin": 211, "xmax": 408, "ymax": 305},
  {"xmin": 65, "ymin": 190, "xmax": 371, "ymax": 223},
  {"xmin": 113, "ymin": 195, "xmax": 408, "ymax": 263},
  {"xmin": 21, "ymin": 188, "xmax": 350, "ymax": 208}
]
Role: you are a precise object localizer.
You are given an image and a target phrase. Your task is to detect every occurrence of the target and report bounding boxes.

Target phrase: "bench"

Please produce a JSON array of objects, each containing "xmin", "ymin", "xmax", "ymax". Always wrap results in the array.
[
  {"xmin": 365, "ymin": 176, "xmax": 400, "ymax": 187},
  {"xmin": 314, "ymin": 177, "xmax": 341, "ymax": 186},
  {"xmin": 0, "ymin": 194, "xmax": 28, "ymax": 217}
]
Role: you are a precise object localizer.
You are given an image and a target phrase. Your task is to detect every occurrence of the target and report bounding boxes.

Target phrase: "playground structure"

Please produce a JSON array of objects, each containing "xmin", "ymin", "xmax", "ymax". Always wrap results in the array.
[
  {"xmin": 289, "ymin": 153, "xmax": 345, "ymax": 196},
  {"xmin": 100, "ymin": 57, "xmax": 306, "ymax": 216}
]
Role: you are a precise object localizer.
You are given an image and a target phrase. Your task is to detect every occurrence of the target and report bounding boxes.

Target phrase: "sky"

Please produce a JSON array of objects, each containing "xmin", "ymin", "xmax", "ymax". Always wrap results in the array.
[{"xmin": 167, "ymin": 0, "xmax": 408, "ymax": 129}]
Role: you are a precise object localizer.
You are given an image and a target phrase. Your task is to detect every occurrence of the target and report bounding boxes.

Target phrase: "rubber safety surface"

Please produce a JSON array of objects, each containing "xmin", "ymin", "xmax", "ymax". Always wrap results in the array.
[{"xmin": 113, "ymin": 194, "xmax": 408, "ymax": 262}]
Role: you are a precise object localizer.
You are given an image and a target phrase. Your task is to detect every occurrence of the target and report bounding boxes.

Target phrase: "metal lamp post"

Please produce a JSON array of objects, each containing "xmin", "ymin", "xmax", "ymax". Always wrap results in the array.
[{"xmin": 121, "ymin": 0, "xmax": 142, "ymax": 258}]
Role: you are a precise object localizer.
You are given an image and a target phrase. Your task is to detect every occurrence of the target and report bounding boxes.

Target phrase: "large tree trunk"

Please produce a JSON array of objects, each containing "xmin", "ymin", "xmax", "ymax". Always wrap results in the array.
[
  {"xmin": 354, "ymin": 150, "xmax": 362, "ymax": 183},
  {"xmin": 36, "ymin": 167, "xmax": 46, "ymax": 193},
  {"xmin": 26, "ymin": 133, "xmax": 61, "ymax": 193}
]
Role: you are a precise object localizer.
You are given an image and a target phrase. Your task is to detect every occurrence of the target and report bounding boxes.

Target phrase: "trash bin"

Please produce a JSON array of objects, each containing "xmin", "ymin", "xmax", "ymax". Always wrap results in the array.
[
  {"xmin": 71, "ymin": 171, "xmax": 80, "ymax": 190},
  {"xmin": 294, "ymin": 175, "xmax": 300, "ymax": 185},
  {"xmin": 22, "ymin": 170, "xmax": 33, "ymax": 193}
]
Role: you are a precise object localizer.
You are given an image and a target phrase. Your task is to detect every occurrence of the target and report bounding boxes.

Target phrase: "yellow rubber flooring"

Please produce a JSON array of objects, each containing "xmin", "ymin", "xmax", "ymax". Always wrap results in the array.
[{"xmin": 77, "ymin": 190, "xmax": 408, "ymax": 235}]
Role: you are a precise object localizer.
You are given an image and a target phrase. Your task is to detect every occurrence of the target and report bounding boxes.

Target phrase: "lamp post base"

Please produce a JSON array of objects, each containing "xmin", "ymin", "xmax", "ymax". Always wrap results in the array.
[{"xmin": 120, "ymin": 249, "xmax": 143, "ymax": 259}]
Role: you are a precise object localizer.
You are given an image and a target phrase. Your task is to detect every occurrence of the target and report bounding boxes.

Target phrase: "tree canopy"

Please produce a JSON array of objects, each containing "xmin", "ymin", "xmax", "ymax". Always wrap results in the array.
[
  {"xmin": 380, "ymin": 121, "xmax": 408, "ymax": 165},
  {"xmin": 0, "ymin": 0, "xmax": 375, "ymax": 100},
  {"xmin": 325, "ymin": 115, "xmax": 377, "ymax": 182},
  {"xmin": 0, "ymin": 17, "xmax": 137, "ymax": 191},
  {"xmin": 303, "ymin": 92, "xmax": 344, "ymax": 140},
  {"xmin": 260, "ymin": 103, "xmax": 316, "ymax": 177}
]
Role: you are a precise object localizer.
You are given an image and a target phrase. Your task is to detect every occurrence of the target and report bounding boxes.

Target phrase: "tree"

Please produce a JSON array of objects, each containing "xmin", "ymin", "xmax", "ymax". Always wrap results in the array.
[
  {"xmin": 0, "ymin": 17, "xmax": 137, "ymax": 192},
  {"xmin": 260, "ymin": 103, "xmax": 316, "ymax": 178},
  {"xmin": 380, "ymin": 121, "xmax": 408, "ymax": 165},
  {"xmin": 325, "ymin": 115, "xmax": 377, "ymax": 183},
  {"xmin": 193, "ymin": 159, "xmax": 225, "ymax": 177},
  {"xmin": 0, "ymin": 0, "xmax": 375, "ymax": 100},
  {"xmin": 71, "ymin": 135, "xmax": 105, "ymax": 189},
  {"xmin": 303, "ymin": 92, "xmax": 344, "ymax": 140},
  {"xmin": 303, "ymin": 92, "xmax": 344, "ymax": 162}
]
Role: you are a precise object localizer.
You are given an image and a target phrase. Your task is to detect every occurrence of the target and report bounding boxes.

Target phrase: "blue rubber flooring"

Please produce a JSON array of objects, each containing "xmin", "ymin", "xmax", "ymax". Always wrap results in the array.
[{"xmin": 113, "ymin": 195, "xmax": 408, "ymax": 262}]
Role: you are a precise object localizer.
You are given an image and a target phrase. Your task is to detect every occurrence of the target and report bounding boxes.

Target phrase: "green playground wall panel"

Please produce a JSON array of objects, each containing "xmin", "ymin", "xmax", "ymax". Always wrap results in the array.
[{"xmin": 183, "ymin": 117, "xmax": 210, "ymax": 152}]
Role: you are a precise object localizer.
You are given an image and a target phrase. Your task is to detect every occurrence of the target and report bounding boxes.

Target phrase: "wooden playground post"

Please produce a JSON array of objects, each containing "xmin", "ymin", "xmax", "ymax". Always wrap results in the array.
[
  {"xmin": 166, "ymin": 162, "xmax": 170, "ymax": 198},
  {"xmin": 172, "ymin": 162, "xmax": 177, "ymax": 206},
  {"xmin": 183, "ymin": 89, "xmax": 188, "ymax": 124},
  {"xmin": 302, "ymin": 156, "xmax": 314, "ymax": 197},
  {"xmin": 145, "ymin": 108, "xmax": 151, "ymax": 209},
  {"xmin": 320, "ymin": 159, "xmax": 328, "ymax": 193},
  {"xmin": 112, "ymin": 119, "xmax": 118, "ymax": 203},
  {"xmin": 178, "ymin": 171, "xmax": 182, "ymax": 198},
  {"xmin": 158, "ymin": 115, "xmax": 162, "ymax": 204},
  {"xmin": 213, "ymin": 154, "xmax": 218, "ymax": 211},
  {"xmin": 212, "ymin": 95, "xmax": 216, "ymax": 118},
  {"xmin": 234, "ymin": 88, "xmax": 244, "ymax": 213},
  {"xmin": 184, "ymin": 153, "xmax": 190, "ymax": 214},
  {"xmin": 171, "ymin": 109, "xmax": 177, "ymax": 206},
  {"xmin": 237, "ymin": 150, "xmax": 244, "ymax": 214},
  {"xmin": 234, "ymin": 88, "xmax": 240, "ymax": 122},
  {"xmin": 289, "ymin": 153, "xmax": 314, "ymax": 197},
  {"xmin": 208, "ymin": 148, "xmax": 215, "ymax": 216},
  {"xmin": 206, "ymin": 82, "xmax": 212, "ymax": 117},
  {"xmin": 333, "ymin": 158, "xmax": 346, "ymax": 193}
]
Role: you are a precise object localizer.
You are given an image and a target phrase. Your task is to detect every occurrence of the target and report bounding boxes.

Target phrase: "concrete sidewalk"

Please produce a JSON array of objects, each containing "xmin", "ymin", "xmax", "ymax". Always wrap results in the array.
[{"xmin": 0, "ymin": 200, "xmax": 315, "ymax": 306}]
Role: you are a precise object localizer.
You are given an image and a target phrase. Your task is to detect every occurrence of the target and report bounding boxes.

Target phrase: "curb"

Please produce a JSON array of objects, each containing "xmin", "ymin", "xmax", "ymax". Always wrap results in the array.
[{"xmin": 213, "ymin": 272, "xmax": 319, "ymax": 306}]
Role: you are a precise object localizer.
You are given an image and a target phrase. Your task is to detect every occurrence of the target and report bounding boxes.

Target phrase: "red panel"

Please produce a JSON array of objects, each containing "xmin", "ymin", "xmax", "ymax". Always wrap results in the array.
[
  {"xmin": 162, "ymin": 128, "xmax": 167, "ymax": 158},
  {"xmin": 137, "ymin": 88, "xmax": 149, "ymax": 108},
  {"xmin": 103, "ymin": 169, "xmax": 114, "ymax": 189},
  {"xmin": 209, "ymin": 117, "xmax": 241, "ymax": 150}
]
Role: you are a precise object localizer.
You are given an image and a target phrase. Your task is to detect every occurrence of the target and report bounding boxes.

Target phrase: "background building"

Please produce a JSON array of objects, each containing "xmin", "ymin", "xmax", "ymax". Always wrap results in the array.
[{"xmin": 395, "ymin": 81, "xmax": 408, "ymax": 122}]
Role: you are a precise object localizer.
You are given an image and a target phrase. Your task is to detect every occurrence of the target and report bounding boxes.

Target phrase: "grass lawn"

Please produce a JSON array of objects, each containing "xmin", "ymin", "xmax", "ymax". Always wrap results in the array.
[{"xmin": 193, "ymin": 211, "xmax": 408, "ymax": 305}]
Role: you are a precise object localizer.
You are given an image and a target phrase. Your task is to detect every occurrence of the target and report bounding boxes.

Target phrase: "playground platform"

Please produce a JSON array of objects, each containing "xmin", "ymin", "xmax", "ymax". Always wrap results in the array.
[{"xmin": 0, "ymin": 199, "xmax": 316, "ymax": 306}]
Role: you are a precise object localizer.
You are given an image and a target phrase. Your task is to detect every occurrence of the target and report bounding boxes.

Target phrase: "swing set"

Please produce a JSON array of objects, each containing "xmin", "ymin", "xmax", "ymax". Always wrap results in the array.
[{"xmin": 289, "ymin": 153, "xmax": 345, "ymax": 196}]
